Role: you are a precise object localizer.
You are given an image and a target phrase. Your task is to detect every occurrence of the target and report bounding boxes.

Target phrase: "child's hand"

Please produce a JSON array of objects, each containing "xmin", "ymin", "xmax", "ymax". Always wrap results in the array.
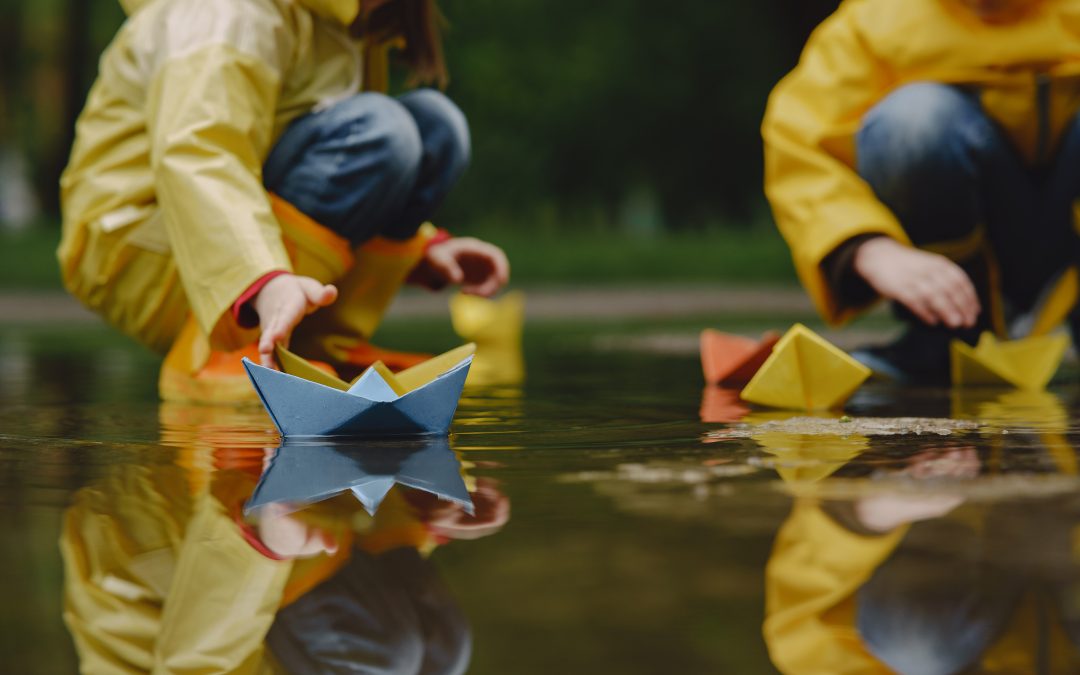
[
  {"xmin": 853, "ymin": 237, "xmax": 980, "ymax": 329},
  {"xmin": 252, "ymin": 274, "xmax": 337, "ymax": 368},
  {"xmin": 254, "ymin": 503, "xmax": 340, "ymax": 559},
  {"xmin": 413, "ymin": 237, "xmax": 510, "ymax": 296}
]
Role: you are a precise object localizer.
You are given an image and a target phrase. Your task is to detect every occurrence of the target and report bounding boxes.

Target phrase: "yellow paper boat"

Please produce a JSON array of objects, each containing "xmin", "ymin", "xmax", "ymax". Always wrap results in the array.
[
  {"xmin": 450, "ymin": 291, "xmax": 524, "ymax": 346},
  {"xmin": 740, "ymin": 324, "xmax": 870, "ymax": 410},
  {"xmin": 950, "ymin": 332, "xmax": 1068, "ymax": 390},
  {"xmin": 450, "ymin": 291, "xmax": 525, "ymax": 386}
]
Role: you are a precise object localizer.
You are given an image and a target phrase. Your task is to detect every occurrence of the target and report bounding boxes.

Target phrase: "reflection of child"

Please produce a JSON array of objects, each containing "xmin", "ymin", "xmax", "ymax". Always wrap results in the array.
[
  {"xmin": 765, "ymin": 447, "xmax": 1080, "ymax": 674},
  {"xmin": 58, "ymin": 0, "xmax": 508, "ymax": 402},
  {"xmin": 763, "ymin": 0, "xmax": 1080, "ymax": 383}
]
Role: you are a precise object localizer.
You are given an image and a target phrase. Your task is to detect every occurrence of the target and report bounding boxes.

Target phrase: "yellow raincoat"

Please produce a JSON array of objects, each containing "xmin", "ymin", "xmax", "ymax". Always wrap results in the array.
[
  {"xmin": 61, "ymin": 454, "xmax": 443, "ymax": 673},
  {"xmin": 58, "ymin": 0, "xmax": 426, "ymax": 354},
  {"xmin": 763, "ymin": 0, "xmax": 1080, "ymax": 324}
]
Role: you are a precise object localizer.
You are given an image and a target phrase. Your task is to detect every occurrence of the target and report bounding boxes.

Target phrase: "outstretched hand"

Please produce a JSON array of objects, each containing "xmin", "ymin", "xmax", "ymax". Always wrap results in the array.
[
  {"xmin": 252, "ymin": 273, "xmax": 337, "ymax": 368},
  {"xmin": 853, "ymin": 237, "xmax": 980, "ymax": 329},
  {"xmin": 412, "ymin": 237, "xmax": 510, "ymax": 296}
]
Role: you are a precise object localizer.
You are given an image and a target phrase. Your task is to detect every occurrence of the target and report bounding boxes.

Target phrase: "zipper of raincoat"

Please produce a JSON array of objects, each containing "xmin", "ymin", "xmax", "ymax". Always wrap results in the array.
[{"xmin": 1035, "ymin": 72, "xmax": 1051, "ymax": 165}]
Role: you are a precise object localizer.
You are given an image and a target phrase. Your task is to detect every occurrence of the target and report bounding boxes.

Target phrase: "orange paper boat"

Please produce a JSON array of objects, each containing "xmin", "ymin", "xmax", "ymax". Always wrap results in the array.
[{"xmin": 700, "ymin": 329, "xmax": 781, "ymax": 385}]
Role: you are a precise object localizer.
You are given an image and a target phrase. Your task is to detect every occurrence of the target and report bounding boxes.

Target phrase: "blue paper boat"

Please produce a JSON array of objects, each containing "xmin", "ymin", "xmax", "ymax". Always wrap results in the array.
[
  {"xmin": 245, "ymin": 436, "xmax": 474, "ymax": 516},
  {"xmin": 242, "ymin": 344, "xmax": 476, "ymax": 437}
]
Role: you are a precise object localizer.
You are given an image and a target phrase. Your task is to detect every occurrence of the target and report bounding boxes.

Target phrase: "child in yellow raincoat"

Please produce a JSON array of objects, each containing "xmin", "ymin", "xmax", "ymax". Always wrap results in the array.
[
  {"xmin": 763, "ymin": 0, "xmax": 1080, "ymax": 383},
  {"xmin": 58, "ymin": 0, "xmax": 509, "ymax": 402}
]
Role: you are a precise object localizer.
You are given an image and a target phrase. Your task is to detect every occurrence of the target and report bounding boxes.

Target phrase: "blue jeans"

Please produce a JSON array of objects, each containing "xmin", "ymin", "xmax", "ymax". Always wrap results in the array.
[
  {"xmin": 857, "ymin": 82, "xmax": 1080, "ymax": 315},
  {"xmin": 264, "ymin": 89, "xmax": 470, "ymax": 245}
]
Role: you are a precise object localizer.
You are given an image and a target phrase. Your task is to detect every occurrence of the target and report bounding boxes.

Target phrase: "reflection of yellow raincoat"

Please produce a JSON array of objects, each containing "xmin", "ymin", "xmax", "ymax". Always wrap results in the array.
[
  {"xmin": 763, "ymin": 0, "xmax": 1080, "ymax": 323},
  {"xmin": 765, "ymin": 500, "xmax": 1080, "ymax": 674},
  {"xmin": 58, "ymin": 0, "xmax": 420, "ymax": 353},
  {"xmin": 61, "ymin": 459, "xmax": 437, "ymax": 673}
]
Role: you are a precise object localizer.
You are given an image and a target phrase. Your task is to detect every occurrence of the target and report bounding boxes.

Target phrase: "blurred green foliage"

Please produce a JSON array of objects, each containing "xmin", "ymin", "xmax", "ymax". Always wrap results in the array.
[{"xmin": 1, "ymin": 0, "xmax": 839, "ymax": 234}]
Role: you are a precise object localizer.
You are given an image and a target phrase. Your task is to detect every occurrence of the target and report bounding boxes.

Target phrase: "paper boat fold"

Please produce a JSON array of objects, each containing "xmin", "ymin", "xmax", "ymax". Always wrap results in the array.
[
  {"xmin": 740, "ymin": 324, "xmax": 870, "ymax": 410},
  {"xmin": 243, "ymin": 344, "xmax": 476, "ymax": 437},
  {"xmin": 700, "ymin": 329, "xmax": 780, "ymax": 385},
  {"xmin": 245, "ymin": 436, "xmax": 474, "ymax": 516},
  {"xmin": 950, "ymin": 332, "xmax": 1068, "ymax": 390}
]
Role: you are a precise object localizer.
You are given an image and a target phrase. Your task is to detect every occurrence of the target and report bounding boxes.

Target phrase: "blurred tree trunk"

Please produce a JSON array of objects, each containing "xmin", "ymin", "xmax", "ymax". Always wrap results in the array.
[
  {"xmin": 40, "ymin": 0, "xmax": 94, "ymax": 217},
  {"xmin": 0, "ymin": 1, "xmax": 23, "ymax": 139}
]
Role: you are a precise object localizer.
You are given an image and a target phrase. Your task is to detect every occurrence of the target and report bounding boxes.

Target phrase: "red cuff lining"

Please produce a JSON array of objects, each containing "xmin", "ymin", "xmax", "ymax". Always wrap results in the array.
[
  {"xmin": 233, "ymin": 511, "xmax": 287, "ymax": 560},
  {"xmin": 425, "ymin": 228, "xmax": 453, "ymax": 251},
  {"xmin": 233, "ymin": 270, "xmax": 290, "ymax": 329}
]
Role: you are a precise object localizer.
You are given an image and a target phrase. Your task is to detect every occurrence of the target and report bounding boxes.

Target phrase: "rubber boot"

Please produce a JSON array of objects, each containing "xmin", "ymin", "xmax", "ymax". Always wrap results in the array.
[{"xmin": 291, "ymin": 222, "xmax": 440, "ymax": 381}]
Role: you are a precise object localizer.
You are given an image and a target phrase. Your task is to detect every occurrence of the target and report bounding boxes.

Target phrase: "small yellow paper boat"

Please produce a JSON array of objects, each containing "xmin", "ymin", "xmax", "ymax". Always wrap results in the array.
[
  {"xmin": 740, "ymin": 324, "xmax": 870, "ymax": 410},
  {"xmin": 450, "ymin": 291, "xmax": 525, "ymax": 386},
  {"xmin": 450, "ymin": 291, "xmax": 524, "ymax": 346},
  {"xmin": 950, "ymin": 332, "xmax": 1068, "ymax": 390}
]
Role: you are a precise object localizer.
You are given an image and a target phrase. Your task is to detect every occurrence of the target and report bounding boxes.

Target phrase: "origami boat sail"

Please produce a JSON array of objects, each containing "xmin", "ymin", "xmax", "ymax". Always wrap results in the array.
[
  {"xmin": 243, "ymin": 344, "xmax": 476, "ymax": 437},
  {"xmin": 740, "ymin": 324, "xmax": 870, "ymax": 410},
  {"xmin": 950, "ymin": 332, "xmax": 1068, "ymax": 390},
  {"xmin": 700, "ymin": 329, "xmax": 780, "ymax": 385},
  {"xmin": 245, "ymin": 436, "xmax": 474, "ymax": 516}
]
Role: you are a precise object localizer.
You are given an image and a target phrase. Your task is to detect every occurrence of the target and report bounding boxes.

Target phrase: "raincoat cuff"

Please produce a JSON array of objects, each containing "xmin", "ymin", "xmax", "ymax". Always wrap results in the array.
[
  {"xmin": 232, "ymin": 270, "xmax": 290, "ymax": 329},
  {"xmin": 234, "ymin": 512, "xmax": 287, "ymax": 561}
]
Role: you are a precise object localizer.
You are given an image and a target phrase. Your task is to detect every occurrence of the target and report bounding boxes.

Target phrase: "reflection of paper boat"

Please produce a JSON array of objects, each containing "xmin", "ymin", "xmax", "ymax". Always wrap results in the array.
[
  {"xmin": 245, "ymin": 437, "xmax": 473, "ymax": 516},
  {"xmin": 741, "ymin": 324, "xmax": 870, "ymax": 411},
  {"xmin": 700, "ymin": 329, "xmax": 780, "ymax": 385},
  {"xmin": 242, "ymin": 344, "xmax": 475, "ymax": 437},
  {"xmin": 951, "ymin": 388, "xmax": 1067, "ymax": 431},
  {"xmin": 951, "ymin": 332, "xmax": 1068, "ymax": 390},
  {"xmin": 753, "ymin": 430, "xmax": 869, "ymax": 484},
  {"xmin": 699, "ymin": 386, "xmax": 751, "ymax": 423},
  {"xmin": 450, "ymin": 291, "xmax": 524, "ymax": 345}
]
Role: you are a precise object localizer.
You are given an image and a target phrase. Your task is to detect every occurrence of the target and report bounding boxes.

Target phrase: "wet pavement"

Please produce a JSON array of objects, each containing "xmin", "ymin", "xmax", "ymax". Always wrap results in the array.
[{"xmin": 3, "ymin": 317, "xmax": 1080, "ymax": 674}]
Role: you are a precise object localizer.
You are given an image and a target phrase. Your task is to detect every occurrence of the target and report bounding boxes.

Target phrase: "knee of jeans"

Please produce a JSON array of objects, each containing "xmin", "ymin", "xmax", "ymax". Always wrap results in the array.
[
  {"xmin": 857, "ymin": 83, "xmax": 986, "ymax": 173},
  {"xmin": 399, "ymin": 88, "xmax": 472, "ymax": 169},
  {"xmin": 332, "ymin": 93, "xmax": 424, "ymax": 181}
]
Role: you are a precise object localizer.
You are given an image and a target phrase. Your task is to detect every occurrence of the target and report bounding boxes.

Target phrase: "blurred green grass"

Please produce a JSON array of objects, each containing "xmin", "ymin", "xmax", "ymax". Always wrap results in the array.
[{"xmin": 0, "ymin": 224, "xmax": 797, "ymax": 290}]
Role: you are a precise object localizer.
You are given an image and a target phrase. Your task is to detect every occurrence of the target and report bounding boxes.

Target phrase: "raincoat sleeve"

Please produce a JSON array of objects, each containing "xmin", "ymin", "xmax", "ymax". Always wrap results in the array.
[
  {"xmin": 763, "ymin": 500, "xmax": 905, "ymax": 675},
  {"xmin": 762, "ymin": 1, "xmax": 908, "ymax": 324},
  {"xmin": 153, "ymin": 478, "xmax": 293, "ymax": 673},
  {"xmin": 144, "ymin": 0, "xmax": 294, "ymax": 349}
]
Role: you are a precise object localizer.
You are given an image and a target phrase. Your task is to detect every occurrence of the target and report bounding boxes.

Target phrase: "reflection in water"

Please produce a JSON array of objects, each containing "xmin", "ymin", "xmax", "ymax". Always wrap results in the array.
[
  {"xmin": 247, "ymin": 438, "xmax": 474, "ymax": 516},
  {"xmin": 699, "ymin": 386, "xmax": 749, "ymax": 424},
  {"xmin": 60, "ymin": 405, "xmax": 509, "ymax": 673},
  {"xmin": 765, "ymin": 434, "xmax": 1080, "ymax": 674}
]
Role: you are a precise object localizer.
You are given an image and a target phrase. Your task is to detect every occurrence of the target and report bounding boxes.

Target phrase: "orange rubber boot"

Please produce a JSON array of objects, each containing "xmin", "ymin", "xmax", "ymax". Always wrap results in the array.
[{"xmin": 159, "ymin": 318, "xmax": 340, "ymax": 404}]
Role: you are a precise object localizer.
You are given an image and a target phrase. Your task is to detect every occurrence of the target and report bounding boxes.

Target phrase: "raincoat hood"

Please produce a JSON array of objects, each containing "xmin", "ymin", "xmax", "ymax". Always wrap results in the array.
[{"xmin": 119, "ymin": 0, "xmax": 361, "ymax": 25}]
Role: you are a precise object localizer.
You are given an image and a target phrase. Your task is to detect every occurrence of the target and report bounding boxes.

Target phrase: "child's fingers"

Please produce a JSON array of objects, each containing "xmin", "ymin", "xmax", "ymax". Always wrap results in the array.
[
  {"xmin": 299, "ymin": 279, "xmax": 337, "ymax": 312},
  {"xmin": 900, "ymin": 294, "xmax": 939, "ymax": 326},
  {"xmin": 426, "ymin": 245, "xmax": 466, "ymax": 285},
  {"xmin": 259, "ymin": 327, "xmax": 280, "ymax": 369},
  {"xmin": 478, "ymin": 243, "xmax": 510, "ymax": 287}
]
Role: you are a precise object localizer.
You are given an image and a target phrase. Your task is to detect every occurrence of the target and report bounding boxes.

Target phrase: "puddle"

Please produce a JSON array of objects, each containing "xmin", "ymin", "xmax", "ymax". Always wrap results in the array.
[{"xmin": 4, "ymin": 321, "xmax": 1080, "ymax": 673}]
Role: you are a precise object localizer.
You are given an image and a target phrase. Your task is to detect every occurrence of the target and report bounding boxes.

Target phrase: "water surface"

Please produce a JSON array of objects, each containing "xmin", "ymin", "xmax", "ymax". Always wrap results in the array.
[{"xmin": 3, "ymin": 319, "xmax": 1080, "ymax": 674}]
